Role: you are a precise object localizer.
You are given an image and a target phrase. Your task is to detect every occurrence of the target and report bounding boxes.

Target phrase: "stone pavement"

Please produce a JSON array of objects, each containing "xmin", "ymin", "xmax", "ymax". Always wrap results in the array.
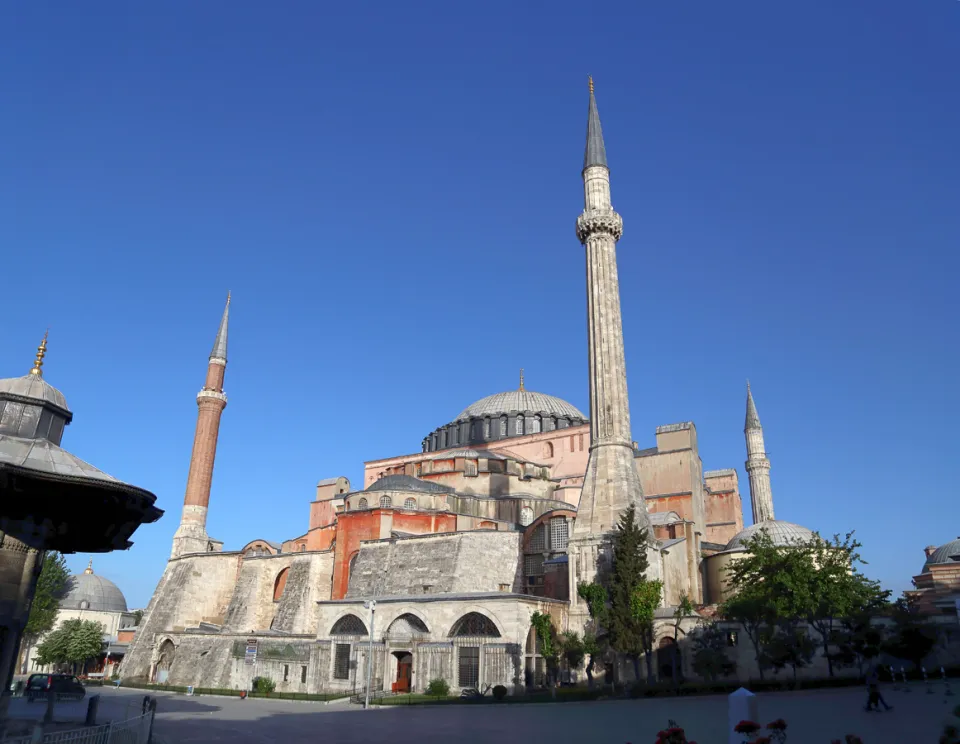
[{"xmin": 13, "ymin": 684, "xmax": 955, "ymax": 744}]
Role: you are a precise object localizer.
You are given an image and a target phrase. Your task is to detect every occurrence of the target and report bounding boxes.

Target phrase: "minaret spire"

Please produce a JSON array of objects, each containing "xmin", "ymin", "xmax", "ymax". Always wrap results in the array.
[
  {"xmin": 569, "ymin": 80, "xmax": 658, "ymax": 625},
  {"xmin": 584, "ymin": 77, "xmax": 607, "ymax": 170},
  {"xmin": 171, "ymin": 295, "xmax": 231, "ymax": 558},
  {"xmin": 744, "ymin": 381, "xmax": 775, "ymax": 523}
]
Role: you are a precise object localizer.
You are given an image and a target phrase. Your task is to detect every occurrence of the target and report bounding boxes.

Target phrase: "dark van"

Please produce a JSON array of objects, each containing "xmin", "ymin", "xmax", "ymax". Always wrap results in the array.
[{"xmin": 25, "ymin": 674, "xmax": 85, "ymax": 701}]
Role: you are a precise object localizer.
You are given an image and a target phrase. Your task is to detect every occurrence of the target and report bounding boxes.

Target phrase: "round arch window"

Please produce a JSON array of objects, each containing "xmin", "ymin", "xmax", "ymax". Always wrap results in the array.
[{"xmin": 520, "ymin": 506, "xmax": 534, "ymax": 526}]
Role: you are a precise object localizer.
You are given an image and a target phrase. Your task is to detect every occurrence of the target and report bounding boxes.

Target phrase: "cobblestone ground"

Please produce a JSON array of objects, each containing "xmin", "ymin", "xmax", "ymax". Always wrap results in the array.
[{"xmin": 9, "ymin": 684, "xmax": 957, "ymax": 743}]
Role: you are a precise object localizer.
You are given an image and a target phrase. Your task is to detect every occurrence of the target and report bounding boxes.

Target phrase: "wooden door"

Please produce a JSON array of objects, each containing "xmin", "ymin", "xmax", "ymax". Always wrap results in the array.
[{"xmin": 396, "ymin": 659, "xmax": 412, "ymax": 693}]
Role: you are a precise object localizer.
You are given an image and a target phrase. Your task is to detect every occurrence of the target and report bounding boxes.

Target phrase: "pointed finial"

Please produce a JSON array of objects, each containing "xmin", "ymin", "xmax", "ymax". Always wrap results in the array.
[
  {"xmin": 519, "ymin": 368, "xmax": 525, "ymax": 392},
  {"xmin": 84, "ymin": 559, "xmax": 93, "ymax": 575},
  {"xmin": 588, "ymin": 75, "xmax": 594, "ymax": 94},
  {"xmin": 29, "ymin": 330, "xmax": 49, "ymax": 376}
]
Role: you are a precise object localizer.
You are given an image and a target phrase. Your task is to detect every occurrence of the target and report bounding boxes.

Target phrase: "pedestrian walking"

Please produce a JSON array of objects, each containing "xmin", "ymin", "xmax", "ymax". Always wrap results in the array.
[{"xmin": 865, "ymin": 667, "xmax": 893, "ymax": 711}]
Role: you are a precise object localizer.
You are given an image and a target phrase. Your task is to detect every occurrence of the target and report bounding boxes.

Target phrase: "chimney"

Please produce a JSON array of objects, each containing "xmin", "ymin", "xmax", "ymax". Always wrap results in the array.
[{"xmin": 924, "ymin": 545, "xmax": 938, "ymax": 558}]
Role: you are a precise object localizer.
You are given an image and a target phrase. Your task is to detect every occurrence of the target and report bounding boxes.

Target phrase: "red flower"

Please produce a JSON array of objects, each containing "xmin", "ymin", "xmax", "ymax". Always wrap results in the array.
[
  {"xmin": 766, "ymin": 719, "xmax": 787, "ymax": 731},
  {"xmin": 735, "ymin": 721, "xmax": 761, "ymax": 734}
]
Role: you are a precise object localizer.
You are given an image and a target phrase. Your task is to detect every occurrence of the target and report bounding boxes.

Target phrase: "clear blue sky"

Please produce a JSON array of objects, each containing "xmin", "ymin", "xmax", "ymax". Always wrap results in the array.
[{"xmin": 2, "ymin": 2, "xmax": 957, "ymax": 609}]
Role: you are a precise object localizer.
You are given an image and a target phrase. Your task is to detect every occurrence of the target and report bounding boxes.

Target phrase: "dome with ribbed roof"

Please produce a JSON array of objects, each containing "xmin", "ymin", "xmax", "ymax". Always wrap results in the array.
[
  {"xmin": 457, "ymin": 390, "xmax": 585, "ymax": 421},
  {"xmin": 60, "ymin": 563, "xmax": 128, "ymax": 613},
  {"xmin": 0, "ymin": 374, "xmax": 69, "ymax": 412},
  {"xmin": 922, "ymin": 538, "xmax": 960, "ymax": 572},
  {"xmin": 725, "ymin": 519, "xmax": 815, "ymax": 551}
]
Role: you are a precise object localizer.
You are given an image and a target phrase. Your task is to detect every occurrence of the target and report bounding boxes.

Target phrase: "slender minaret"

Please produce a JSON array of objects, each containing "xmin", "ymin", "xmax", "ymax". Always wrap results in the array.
[
  {"xmin": 171, "ymin": 294, "xmax": 230, "ymax": 558},
  {"xmin": 744, "ymin": 381, "xmax": 775, "ymax": 524},
  {"xmin": 569, "ymin": 79, "xmax": 658, "ymax": 616}
]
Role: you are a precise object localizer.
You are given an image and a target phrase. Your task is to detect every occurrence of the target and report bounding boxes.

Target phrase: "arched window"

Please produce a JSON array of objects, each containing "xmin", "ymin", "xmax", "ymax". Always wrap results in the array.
[
  {"xmin": 273, "ymin": 567, "xmax": 290, "ymax": 602},
  {"xmin": 440, "ymin": 430, "xmax": 447, "ymax": 448},
  {"xmin": 386, "ymin": 613, "xmax": 430, "ymax": 638},
  {"xmin": 422, "ymin": 440, "xmax": 428, "ymax": 453},
  {"xmin": 358, "ymin": 497, "xmax": 368, "ymax": 509},
  {"xmin": 404, "ymin": 497, "xmax": 416, "ymax": 510},
  {"xmin": 483, "ymin": 418, "xmax": 491, "ymax": 439},
  {"xmin": 544, "ymin": 442, "xmax": 554, "ymax": 458},
  {"xmin": 451, "ymin": 426, "xmax": 458, "ymax": 445},
  {"xmin": 499, "ymin": 416, "xmax": 507, "ymax": 436},
  {"xmin": 532, "ymin": 415, "xmax": 542, "ymax": 433},
  {"xmin": 520, "ymin": 506, "xmax": 534, "ymax": 526},
  {"xmin": 516, "ymin": 415, "xmax": 524, "ymax": 435},
  {"xmin": 330, "ymin": 613, "xmax": 368, "ymax": 636},
  {"xmin": 379, "ymin": 495, "xmax": 392, "ymax": 508},
  {"xmin": 299, "ymin": 544, "xmax": 306, "ymax": 552},
  {"xmin": 450, "ymin": 612, "xmax": 501, "ymax": 638}
]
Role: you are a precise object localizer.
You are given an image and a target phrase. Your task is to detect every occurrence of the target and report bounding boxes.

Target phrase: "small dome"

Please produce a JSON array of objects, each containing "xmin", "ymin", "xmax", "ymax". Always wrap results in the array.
[
  {"xmin": 61, "ymin": 563, "xmax": 128, "ymax": 612},
  {"xmin": 725, "ymin": 519, "xmax": 815, "ymax": 551},
  {"xmin": 922, "ymin": 538, "xmax": 960, "ymax": 572},
  {"xmin": 457, "ymin": 390, "xmax": 585, "ymax": 421},
  {"xmin": 0, "ymin": 374, "xmax": 69, "ymax": 412}
]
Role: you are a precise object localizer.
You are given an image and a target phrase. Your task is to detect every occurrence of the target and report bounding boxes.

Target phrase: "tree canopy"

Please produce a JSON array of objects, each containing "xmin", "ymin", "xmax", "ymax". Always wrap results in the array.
[
  {"xmin": 35, "ymin": 618, "xmax": 105, "ymax": 671},
  {"xmin": 25, "ymin": 552, "xmax": 71, "ymax": 641}
]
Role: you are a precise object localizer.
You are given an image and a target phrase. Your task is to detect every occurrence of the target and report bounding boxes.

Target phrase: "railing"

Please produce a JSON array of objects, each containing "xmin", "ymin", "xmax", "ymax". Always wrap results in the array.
[{"xmin": 2, "ymin": 710, "xmax": 154, "ymax": 744}]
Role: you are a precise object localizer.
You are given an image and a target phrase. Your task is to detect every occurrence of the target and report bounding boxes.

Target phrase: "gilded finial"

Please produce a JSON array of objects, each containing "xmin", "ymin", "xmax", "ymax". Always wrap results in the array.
[
  {"xmin": 29, "ymin": 330, "xmax": 49, "ymax": 377},
  {"xmin": 588, "ymin": 76, "xmax": 594, "ymax": 94},
  {"xmin": 84, "ymin": 559, "xmax": 93, "ymax": 575},
  {"xmin": 519, "ymin": 368, "xmax": 525, "ymax": 392},
  {"xmin": 226, "ymin": 290, "xmax": 231, "ymax": 305}
]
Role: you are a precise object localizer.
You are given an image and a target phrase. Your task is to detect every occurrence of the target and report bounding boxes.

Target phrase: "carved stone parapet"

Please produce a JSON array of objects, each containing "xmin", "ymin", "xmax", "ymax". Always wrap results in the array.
[
  {"xmin": 744, "ymin": 458, "xmax": 770, "ymax": 472},
  {"xmin": 197, "ymin": 389, "xmax": 228, "ymax": 405},
  {"xmin": 576, "ymin": 209, "xmax": 623, "ymax": 243}
]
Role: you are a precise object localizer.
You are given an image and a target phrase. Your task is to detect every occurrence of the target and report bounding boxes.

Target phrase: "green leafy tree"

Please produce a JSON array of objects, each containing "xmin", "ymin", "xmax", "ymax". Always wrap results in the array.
[
  {"xmin": 576, "ymin": 581, "xmax": 608, "ymax": 688},
  {"xmin": 689, "ymin": 623, "xmax": 736, "ymax": 682},
  {"xmin": 607, "ymin": 505, "xmax": 660, "ymax": 684},
  {"xmin": 804, "ymin": 532, "xmax": 889, "ymax": 677},
  {"xmin": 883, "ymin": 599, "xmax": 936, "ymax": 671},
  {"xmin": 68, "ymin": 620, "xmax": 105, "ymax": 673},
  {"xmin": 131, "ymin": 609, "xmax": 144, "ymax": 626},
  {"xmin": 530, "ymin": 611, "xmax": 559, "ymax": 691},
  {"xmin": 830, "ymin": 614, "xmax": 885, "ymax": 679},
  {"xmin": 24, "ymin": 553, "xmax": 71, "ymax": 641},
  {"xmin": 720, "ymin": 531, "xmax": 818, "ymax": 679},
  {"xmin": 34, "ymin": 618, "xmax": 104, "ymax": 673},
  {"xmin": 765, "ymin": 626, "xmax": 818, "ymax": 683},
  {"xmin": 559, "ymin": 631, "xmax": 585, "ymax": 674}
]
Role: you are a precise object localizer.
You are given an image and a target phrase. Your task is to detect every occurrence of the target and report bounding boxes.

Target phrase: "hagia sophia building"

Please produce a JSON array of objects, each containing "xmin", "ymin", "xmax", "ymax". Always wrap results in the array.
[{"xmin": 40, "ymin": 81, "xmax": 938, "ymax": 693}]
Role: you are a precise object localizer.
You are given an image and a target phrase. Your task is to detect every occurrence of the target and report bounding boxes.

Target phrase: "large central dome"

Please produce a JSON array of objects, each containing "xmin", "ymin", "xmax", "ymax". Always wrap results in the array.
[
  {"xmin": 422, "ymin": 380, "xmax": 588, "ymax": 453},
  {"xmin": 457, "ymin": 390, "xmax": 585, "ymax": 421}
]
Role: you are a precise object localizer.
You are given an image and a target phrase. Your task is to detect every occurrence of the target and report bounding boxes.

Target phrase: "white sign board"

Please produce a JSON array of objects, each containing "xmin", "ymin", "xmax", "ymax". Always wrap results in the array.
[{"xmin": 728, "ymin": 687, "xmax": 759, "ymax": 744}]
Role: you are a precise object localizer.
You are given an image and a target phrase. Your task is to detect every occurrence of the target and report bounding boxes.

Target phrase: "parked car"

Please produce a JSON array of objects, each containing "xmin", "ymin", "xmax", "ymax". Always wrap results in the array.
[{"xmin": 24, "ymin": 674, "xmax": 86, "ymax": 702}]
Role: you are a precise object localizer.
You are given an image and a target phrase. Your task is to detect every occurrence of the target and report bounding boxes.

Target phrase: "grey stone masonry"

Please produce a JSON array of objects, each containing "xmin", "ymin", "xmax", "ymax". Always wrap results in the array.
[
  {"xmin": 744, "ymin": 382, "xmax": 775, "ymax": 523},
  {"xmin": 569, "ymin": 85, "xmax": 659, "ymax": 633},
  {"xmin": 346, "ymin": 531, "xmax": 522, "ymax": 599}
]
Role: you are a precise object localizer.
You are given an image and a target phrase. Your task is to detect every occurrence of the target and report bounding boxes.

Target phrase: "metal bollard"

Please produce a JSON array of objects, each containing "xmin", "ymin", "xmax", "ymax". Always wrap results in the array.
[{"xmin": 85, "ymin": 694, "xmax": 100, "ymax": 726}]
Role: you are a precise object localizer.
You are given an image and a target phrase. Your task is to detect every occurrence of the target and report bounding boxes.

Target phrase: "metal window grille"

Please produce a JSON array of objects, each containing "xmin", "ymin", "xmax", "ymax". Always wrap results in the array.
[
  {"xmin": 358, "ymin": 497, "xmax": 368, "ymax": 509},
  {"xmin": 333, "ymin": 644, "xmax": 351, "ymax": 679},
  {"xmin": 484, "ymin": 419, "xmax": 490, "ymax": 438},
  {"xmin": 379, "ymin": 495, "xmax": 392, "ymax": 508},
  {"xmin": 532, "ymin": 416, "xmax": 542, "ymax": 433},
  {"xmin": 404, "ymin": 497, "xmax": 416, "ymax": 509},
  {"xmin": 529, "ymin": 524, "xmax": 546, "ymax": 552},
  {"xmin": 331, "ymin": 614, "xmax": 367, "ymax": 636},
  {"xmin": 516, "ymin": 416, "xmax": 524, "ymax": 435},
  {"xmin": 524, "ymin": 554, "xmax": 544, "ymax": 577},
  {"xmin": 499, "ymin": 417, "xmax": 507, "ymax": 436},
  {"xmin": 520, "ymin": 507, "xmax": 534, "ymax": 526},
  {"xmin": 550, "ymin": 518, "xmax": 568, "ymax": 551},
  {"xmin": 458, "ymin": 646, "xmax": 480, "ymax": 688}
]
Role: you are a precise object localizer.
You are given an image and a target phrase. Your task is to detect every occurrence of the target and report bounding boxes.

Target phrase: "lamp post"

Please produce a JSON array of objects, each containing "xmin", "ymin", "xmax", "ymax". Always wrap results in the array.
[{"xmin": 363, "ymin": 600, "xmax": 376, "ymax": 710}]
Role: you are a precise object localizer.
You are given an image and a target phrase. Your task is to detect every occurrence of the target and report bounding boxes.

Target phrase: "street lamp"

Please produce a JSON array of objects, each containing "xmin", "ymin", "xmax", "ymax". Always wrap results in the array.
[{"xmin": 363, "ymin": 600, "xmax": 376, "ymax": 710}]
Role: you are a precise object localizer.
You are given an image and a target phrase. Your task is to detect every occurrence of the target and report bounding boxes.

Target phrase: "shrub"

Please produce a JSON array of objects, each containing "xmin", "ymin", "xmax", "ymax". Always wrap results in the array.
[
  {"xmin": 252, "ymin": 677, "xmax": 276, "ymax": 694},
  {"xmin": 425, "ymin": 678, "xmax": 450, "ymax": 697},
  {"xmin": 492, "ymin": 685, "xmax": 507, "ymax": 700}
]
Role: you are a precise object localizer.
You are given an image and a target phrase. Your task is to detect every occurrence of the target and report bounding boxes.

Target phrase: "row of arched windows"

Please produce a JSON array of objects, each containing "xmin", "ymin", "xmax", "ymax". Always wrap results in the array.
[
  {"xmin": 353, "ymin": 496, "xmax": 418, "ymax": 510},
  {"xmin": 425, "ymin": 414, "xmax": 576, "ymax": 452},
  {"xmin": 328, "ymin": 611, "xmax": 500, "ymax": 639}
]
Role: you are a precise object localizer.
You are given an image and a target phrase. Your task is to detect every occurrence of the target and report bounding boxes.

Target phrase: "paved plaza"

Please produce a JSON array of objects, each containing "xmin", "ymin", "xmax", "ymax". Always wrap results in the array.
[{"xmin": 8, "ymin": 684, "xmax": 950, "ymax": 744}]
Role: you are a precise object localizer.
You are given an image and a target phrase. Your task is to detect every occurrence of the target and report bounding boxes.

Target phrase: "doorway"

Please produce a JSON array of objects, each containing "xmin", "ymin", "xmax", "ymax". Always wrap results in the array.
[{"xmin": 392, "ymin": 651, "xmax": 412, "ymax": 693}]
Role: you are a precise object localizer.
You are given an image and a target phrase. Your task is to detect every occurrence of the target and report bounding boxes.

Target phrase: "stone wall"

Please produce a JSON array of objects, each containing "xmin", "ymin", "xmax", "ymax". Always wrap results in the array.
[
  {"xmin": 122, "ymin": 552, "xmax": 241, "ymax": 680},
  {"xmin": 346, "ymin": 531, "xmax": 522, "ymax": 599}
]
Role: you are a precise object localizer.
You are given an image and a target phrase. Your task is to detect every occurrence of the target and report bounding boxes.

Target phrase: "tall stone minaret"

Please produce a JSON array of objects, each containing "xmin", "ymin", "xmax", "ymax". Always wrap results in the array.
[
  {"xmin": 744, "ymin": 381, "xmax": 775, "ymax": 524},
  {"xmin": 569, "ymin": 80, "xmax": 658, "ymax": 618},
  {"xmin": 171, "ymin": 294, "xmax": 230, "ymax": 558}
]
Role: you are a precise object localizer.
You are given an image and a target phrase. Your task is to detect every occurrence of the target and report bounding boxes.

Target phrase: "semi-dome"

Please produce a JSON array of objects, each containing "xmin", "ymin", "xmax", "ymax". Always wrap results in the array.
[
  {"xmin": 724, "ymin": 519, "xmax": 815, "ymax": 551},
  {"xmin": 366, "ymin": 474, "xmax": 454, "ymax": 494},
  {"xmin": 922, "ymin": 538, "xmax": 960, "ymax": 572},
  {"xmin": 60, "ymin": 562, "xmax": 128, "ymax": 613},
  {"xmin": 456, "ymin": 390, "xmax": 585, "ymax": 422}
]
